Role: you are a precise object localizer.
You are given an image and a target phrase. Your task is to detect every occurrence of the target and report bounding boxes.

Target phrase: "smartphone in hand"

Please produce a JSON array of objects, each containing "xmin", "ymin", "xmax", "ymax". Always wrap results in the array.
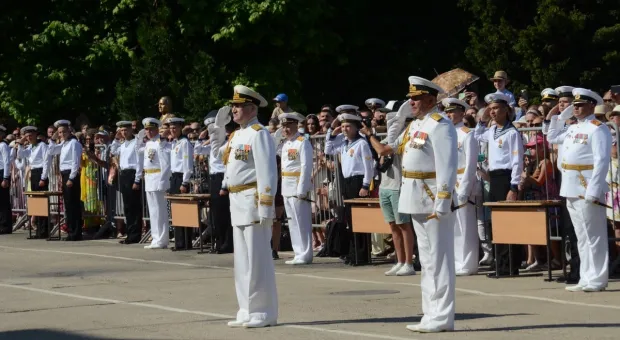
[{"xmin": 611, "ymin": 85, "xmax": 620, "ymax": 95}]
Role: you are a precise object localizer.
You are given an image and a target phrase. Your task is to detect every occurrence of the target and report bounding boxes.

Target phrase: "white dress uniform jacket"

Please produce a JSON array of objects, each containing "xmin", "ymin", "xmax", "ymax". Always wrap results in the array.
[
  {"xmin": 453, "ymin": 122, "xmax": 479, "ymax": 274},
  {"xmin": 551, "ymin": 113, "xmax": 611, "ymax": 290},
  {"xmin": 140, "ymin": 136, "xmax": 171, "ymax": 192},
  {"xmin": 170, "ymin": 137, "xmax": 193, "ymax": 183},
  {"xmin": 110, "ymin": 138, "xmax": 143, "ymax": 183},
  {"xmin": 550, "ymin": 114, "xmax": 610, "ymax": 201},
  {"xmin": 137, "ymin": 135, "xmax": 171, "ymax": 248},
  {"xmin": 280, "ymin": 133, "xmax": 314, "ymax": 263},
  {"xmin": 389, "ymin": 110, "xmax": 458, "ymax": 215},
  {"xmin": 216, "ymin": 117, "xmax": 278, "ymax": 324},
  {"xmin": 388, "ymin": 108, "xmax": 458, "ymax": 330}
]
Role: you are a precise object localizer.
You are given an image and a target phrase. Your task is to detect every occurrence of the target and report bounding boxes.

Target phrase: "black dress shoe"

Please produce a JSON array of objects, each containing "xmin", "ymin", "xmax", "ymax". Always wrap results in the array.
[
  {"xmin": 0, "ymin": 229, "xmax": 12, "ymax": 235},
  {"xmin": 272, "ymin": 250, "xmax": 279, "ymax": 260}
]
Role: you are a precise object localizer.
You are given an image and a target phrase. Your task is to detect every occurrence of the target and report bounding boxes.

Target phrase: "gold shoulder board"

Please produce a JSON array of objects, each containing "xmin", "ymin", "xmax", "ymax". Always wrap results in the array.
[
  {"xmin": 591, "ymin": 120, "xmax": 602, "ymax": 126},
  {"xmin": 431, "ymin": 112, "xmax": 443, "ymax": 122},
  {"xmin": 251, "ymin": 124, "xmax": 263, "ymax": 131},
  {"xmin": 296, "ymin": 136, "xmax": 305, "ymax": 141},
  {"xmin": 461, "ymin": 126, "xmax": 471, "ymax": 133}
]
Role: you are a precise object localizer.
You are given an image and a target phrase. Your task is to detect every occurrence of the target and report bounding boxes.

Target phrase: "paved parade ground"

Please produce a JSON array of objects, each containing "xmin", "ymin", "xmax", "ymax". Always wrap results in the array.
[{"xmin": 0, "ymin": 232, "xmax": 618, "ymax": 340}]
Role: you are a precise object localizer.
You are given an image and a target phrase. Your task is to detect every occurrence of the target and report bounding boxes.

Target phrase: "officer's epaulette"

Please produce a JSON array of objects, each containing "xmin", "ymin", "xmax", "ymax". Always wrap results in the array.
[
  {"xmin": 591, "ymin": 120, "xmax": 602, "ymax": 126},
  {"xmin": 251, "ymin": 124, "xmax": 263, "ymax": 131},
  {"xmin": 461, "ymin": 126, "xmax": 471, "ymax": 133},
  {"xmin": 296, "ymin": 136, "xmax": 305, "ymax": 141},
  {"xmin": 430, "ymin": 112, "xmax": 444, "ymax": 122}
]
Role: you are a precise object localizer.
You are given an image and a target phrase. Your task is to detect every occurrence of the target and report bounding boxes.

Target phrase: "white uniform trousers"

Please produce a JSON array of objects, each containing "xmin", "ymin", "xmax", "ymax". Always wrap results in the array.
[
  {"xmin": 146, "ymin": 191, "xmax": 169, "ymax": 247},
  {"xmin": 411, "ymin": 212, "xmax": 456, "ymax": 330},
  {"xmin": 283, "ymin": 196, "xmax": 313, "ymax": 263},
  {"xmin": 566, "ymin": 198, "xmax": 609, "ymax": 289},
  {"xmin": 454, "ymin": 202, "xmax": 479, "ymax": 274},
  {"xmin": 233, "ymin": 220, "xmax": 278, "ymax": 323}
]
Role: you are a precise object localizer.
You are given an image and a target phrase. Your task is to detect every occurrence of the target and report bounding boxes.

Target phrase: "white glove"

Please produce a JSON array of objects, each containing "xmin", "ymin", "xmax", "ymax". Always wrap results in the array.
[
  {"xmin": 137, "ymin": 129, "xmax": 146, "ymax": 141},
  {"xmin": 260, "ymin": 217, "xmax": 273, "ymax": 226},
  {"xmin": 396, "ymin": 100, "xmax": 413, "ymax": 120},
  {"xmin": 272, "ymin": 127, "xmax": 283, "ymax": 145},
  {"xmin": 559, "ymin": 105, "xmax": 574, "ymax": 121},
  {"xmin": 435, "ymin": 210, "xmax": 450, "ymax": 218},
  {"xmin": 584, "ymin": 195, "xmax": 597, "ymax": 204},
  {"xmin": 215, "ymin": 106, "xmax": 232, "ymax": 127}
]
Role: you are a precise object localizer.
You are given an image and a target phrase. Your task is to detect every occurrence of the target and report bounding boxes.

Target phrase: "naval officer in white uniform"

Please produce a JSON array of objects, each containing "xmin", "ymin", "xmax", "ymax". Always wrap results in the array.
[
  {"xmin": 210, "ymin": 85, "xmax": 278, "ymax": 328},
  {"xmin": 548, "ymin": 88, "xmax": 611, "ymax": 292},
  {"xmin": 278, "ymin": 112, "xmax": 314, "ymax": 264},
  {"xmin": 442, "ymin": 97, "xmax": 479, "ymax": 275},
  {"xmin": 364, "ymin": 76, "xmax": 458, "ymax": 333},
  {"xmin": 137, "ymin": 118, "xmax": 171, "ymax": 249}
]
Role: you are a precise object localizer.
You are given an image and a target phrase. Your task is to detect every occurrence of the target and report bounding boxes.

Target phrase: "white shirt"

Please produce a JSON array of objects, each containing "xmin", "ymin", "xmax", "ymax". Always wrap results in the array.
[
  {"xmin": 474, "ymin": 122, "xmax": 524, "ymax": 186},
  {"xmin": 110, "ymin": 138, "xmax": 143, "ymax": 183},
  {"xmin": 388, "ymin": 109, "xmax": 458, "ymax": 215},
  {"xmin": 194, "ymin": 141, "xmax": 226, "ymax": 174},
  {"xmin": 551, "ymin": 114, "xmax": 611, "ymax": 201},
  {"xmin": 47, "ymin": 138, "xmax": 82, "ymax": 180},
  {"xmin": 17, "ymin": 142, "xmax": 50, "ymax": 180},
  {"xmin": 170, "ymin": 137, "xmax": 193, "ymax": 183},
  {"xmin": 324, "ymin": 132, "xmax": 374, "ymax": 188},
  {"xmin": 0, "ymin": 141, "xmax": 9, "ymax": 179},
  {"xmin": 280, "ymin": 133, "xmax": 313, "ymax": 197}
]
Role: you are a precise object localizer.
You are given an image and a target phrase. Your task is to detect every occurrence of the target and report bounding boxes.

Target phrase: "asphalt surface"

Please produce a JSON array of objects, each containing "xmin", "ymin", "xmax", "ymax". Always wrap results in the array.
[{"xmin": 0, "ymin": 231, "xmax": 618, "ymax": 340}]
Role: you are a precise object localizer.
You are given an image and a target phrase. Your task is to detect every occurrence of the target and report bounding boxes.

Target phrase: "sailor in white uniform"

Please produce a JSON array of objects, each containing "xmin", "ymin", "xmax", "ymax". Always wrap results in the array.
[
  {"xmin": 544, "ymin": 86, "xmax": 582, "ymax": 284},
  {"xmin": 278, "ymin": 112, "xmax": 314, "ymax": 264},
  {"xmin": 364, "ymin": 76, "xmax": 458, "ymax": 333},
  {"xmin": 442, "ymin": 98, "xmax": 479, "ymax": 275},
  {"xmin": 166, "ymin": 117, "xmax": 194, "ymax": 250},
  {"xmin": 210, "ymin": 85, "xmax": 278, "ymax": 328},
  {"xmin": 16, "ymin": 126, "xmax": 51, "ymax": 238},
  {"xmin": 109, "ymin": 121, "xmax": 144, "ymax": 244},
  {"xmin": 325, "ymin": 106, "xmax": 374, "ymax": 265},
  {"xmin": 47, "ymin": 120, "xmax": 83, "ymax": 241},
  {"xmin": 137, "ymin": 118, "xmax": 171, "ymax": 249},
  {"xmin": 195, "ymin": 114, "xmax": 233, "ymax": 253},
  {"xmin": 549, "ymin": 88, "xmax": 611, "ymax": 292}
]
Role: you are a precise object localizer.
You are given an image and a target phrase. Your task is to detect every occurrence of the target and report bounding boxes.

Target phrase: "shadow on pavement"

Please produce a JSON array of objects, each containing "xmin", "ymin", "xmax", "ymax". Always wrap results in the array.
[
  {"xmin": 282, "ymin": 313, "xmax": 529, "ymax": 326},
  {"xmin": 0, "ymin": 329, "xmax": 156, "ymax": 340},
  {"xmin": 460, "ymin": 323, "xmax": 620, "ymax": 332}
]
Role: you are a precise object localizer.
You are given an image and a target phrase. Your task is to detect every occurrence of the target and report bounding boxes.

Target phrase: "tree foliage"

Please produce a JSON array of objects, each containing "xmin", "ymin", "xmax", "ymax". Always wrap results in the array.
[{"xmin": 2, "ymin": 0, "xmax": 619, "ymax": 125}]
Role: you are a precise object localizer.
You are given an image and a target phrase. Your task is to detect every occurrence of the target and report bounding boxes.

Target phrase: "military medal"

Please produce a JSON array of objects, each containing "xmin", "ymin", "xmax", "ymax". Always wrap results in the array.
[
  {"xmin": 349, "ymin": 149, "xmax": 354, "ymax": 157},
  {"xmin": 288, "ymin": 149, "xmax": 298, "ymax": 161},
  {"xmin": 147, "ymin": 148, "xmax": 156, "ymax": 162},
  {"xmin": 498, "ymin": 139, "xmax": 503, "ymax": 148}
]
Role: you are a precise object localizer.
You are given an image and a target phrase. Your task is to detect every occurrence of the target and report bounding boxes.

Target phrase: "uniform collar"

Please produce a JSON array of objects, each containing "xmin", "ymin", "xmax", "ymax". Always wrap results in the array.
[
  {"xmin": 578, "ymin": 114, "xmax": 596, "ymax": 123},
  {"xmin": 286, "ymin": 132, "xmax": 300, "ymax": 141},
  {"xmin": 241, "ymin": 117, "xmax": 259, "ymax": 129}
]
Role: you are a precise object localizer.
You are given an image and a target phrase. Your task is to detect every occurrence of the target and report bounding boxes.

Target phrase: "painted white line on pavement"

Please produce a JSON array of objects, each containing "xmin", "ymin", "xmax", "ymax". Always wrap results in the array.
[
  {"xmin": 0, "ymin": 283, "xmax": 418, "ymax": 340},
  {"xmin": 1, "ymin": 245, "xmax": 619, "ymax": 311}
]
